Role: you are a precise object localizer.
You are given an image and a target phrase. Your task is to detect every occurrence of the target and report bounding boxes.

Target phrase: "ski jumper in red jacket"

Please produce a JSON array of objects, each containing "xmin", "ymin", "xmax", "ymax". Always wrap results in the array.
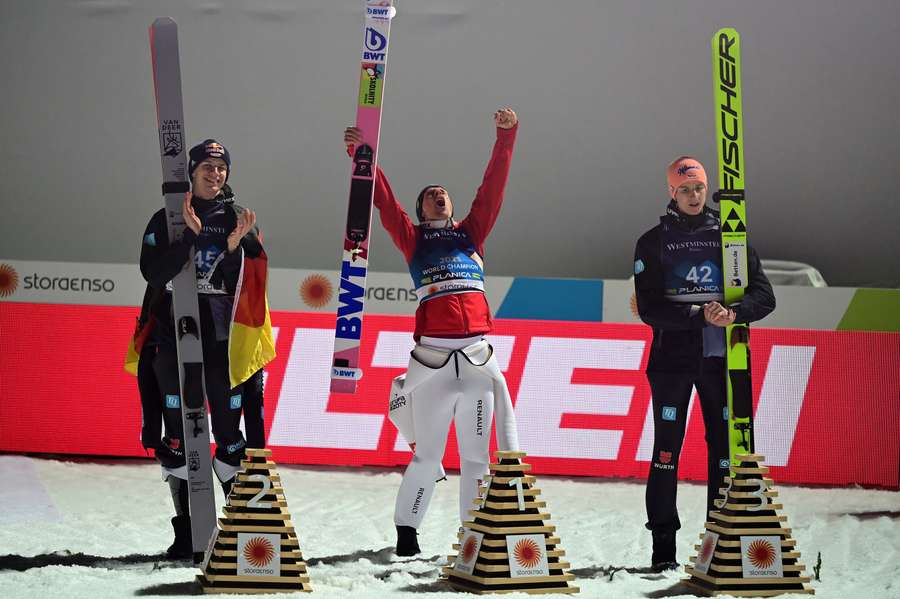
[
  {"xmin": 373, "ymin": 123, "xmax": 517, "ymax": 340},
  {"xmin": 346, "ymin": 112, "xmax": 521, "ymax": 554}
]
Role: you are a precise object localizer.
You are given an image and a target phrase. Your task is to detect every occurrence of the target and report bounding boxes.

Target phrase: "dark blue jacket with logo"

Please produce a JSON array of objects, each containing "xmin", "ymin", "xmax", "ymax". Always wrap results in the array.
[
  {"xmin": 633, "ymin": 201, "xmax": 775, "ymax": 373},
  {"xmin": 138, "ymin": 185, "xmax": 263, "ymax": 348}
]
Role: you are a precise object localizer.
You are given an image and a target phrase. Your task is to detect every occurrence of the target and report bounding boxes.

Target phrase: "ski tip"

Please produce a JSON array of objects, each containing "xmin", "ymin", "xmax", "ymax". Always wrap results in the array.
[
  {"xmin": 712, "ymin": 27, "xmax": 740, "ymax": 45},
  {"xmin": 151, "ymin": 16, "xmax": 177, "ymax": 28}
]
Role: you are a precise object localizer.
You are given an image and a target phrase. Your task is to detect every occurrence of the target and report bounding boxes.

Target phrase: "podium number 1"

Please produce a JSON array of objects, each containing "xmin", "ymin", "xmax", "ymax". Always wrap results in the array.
[
  {"xmin": 508, "ymin": 477, "xmax": 525, "ymax": 511},
  {"xmin": 478, "ymin": 476, "xmax": 492, "ymax": 510}
]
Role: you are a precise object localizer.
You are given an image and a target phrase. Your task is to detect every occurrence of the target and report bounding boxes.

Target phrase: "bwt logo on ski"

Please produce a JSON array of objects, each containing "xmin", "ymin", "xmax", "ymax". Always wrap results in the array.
[
  {"xmin": 363, "ymin": 27, "xmax": 387, "ymax": 61},
  {"xmin": 366, "ymin": 4, "xmax": 393, "ymax": 21},
  {"xmin": 335, "ymin": 261, "xmax": 367, "ymax": 340},
  {"xmin": 717, "ymin": 32, "xmax": 742, "ymax": 190}
]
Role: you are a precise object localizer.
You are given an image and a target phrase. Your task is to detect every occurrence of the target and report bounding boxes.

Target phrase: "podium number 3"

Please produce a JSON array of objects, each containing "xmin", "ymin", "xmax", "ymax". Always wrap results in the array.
[{"xmin": 746, "ymin": 478, "xmax": 767, "ymax": 512}]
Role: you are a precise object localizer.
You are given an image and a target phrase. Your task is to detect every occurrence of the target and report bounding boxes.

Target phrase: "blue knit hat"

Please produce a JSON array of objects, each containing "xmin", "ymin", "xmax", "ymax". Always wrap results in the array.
[{"xmin": 188, "ymin": 139, "xmax": 231, "ymax": 180}]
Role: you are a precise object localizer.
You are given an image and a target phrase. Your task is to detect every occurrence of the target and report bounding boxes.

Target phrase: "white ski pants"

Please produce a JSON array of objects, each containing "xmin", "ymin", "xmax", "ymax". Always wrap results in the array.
[{"xmin": 392, "ymin": 338, "xmax": 519, "ymax": 528}]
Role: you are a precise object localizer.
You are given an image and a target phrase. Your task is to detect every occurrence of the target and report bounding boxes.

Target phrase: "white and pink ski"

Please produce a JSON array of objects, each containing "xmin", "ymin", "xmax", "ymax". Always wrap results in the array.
[{"xmin": 331, "ymin": 1, "xmax": 397, "ymax": 394}]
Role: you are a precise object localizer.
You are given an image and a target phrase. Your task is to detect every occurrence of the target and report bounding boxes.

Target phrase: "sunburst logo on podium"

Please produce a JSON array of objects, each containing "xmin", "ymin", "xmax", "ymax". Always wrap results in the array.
[
  {"xmin": 747, "ymin": 539, "xmax": 776, "ymax": 569},
  {"xmin": 513, "ymin": 538, "xmax": 542, "ymax": 569},
  {"xmin": 461, "ymin": 535, "xmax": 478, "ymax": 563},
  {"xmin": 242, "ymin": 536, "xmax": 276, "ymax": 568},
  {"xmin": 0, "ymin": 264, "xmax": 18, "ymax": 298},
  {"xmin": 299, "ymin": 274, "xmax": 333, "ymax": 308}
]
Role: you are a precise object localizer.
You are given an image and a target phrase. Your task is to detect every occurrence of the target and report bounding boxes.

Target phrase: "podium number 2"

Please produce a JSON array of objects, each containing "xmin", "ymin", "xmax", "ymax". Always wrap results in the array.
[{"xmin": 247, "ymin": 474, "xmax": 272, "ymax": 509}]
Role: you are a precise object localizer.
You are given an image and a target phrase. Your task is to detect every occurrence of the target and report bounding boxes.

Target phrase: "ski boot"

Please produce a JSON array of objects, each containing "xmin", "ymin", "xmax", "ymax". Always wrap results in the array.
[
  {"xmin": 395, "ymin": 525, "xmax": 420, "ymax": 557},
  {"xmin": 651, "ymin": 528, "xmax": 679, "ymax": 572}
]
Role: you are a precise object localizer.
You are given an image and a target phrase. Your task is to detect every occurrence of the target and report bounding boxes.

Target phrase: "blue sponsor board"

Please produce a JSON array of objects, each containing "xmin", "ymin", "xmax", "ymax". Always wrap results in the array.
[{"xmin": 495, "ymin": 278, "xmax": 603, "ymax": 322}]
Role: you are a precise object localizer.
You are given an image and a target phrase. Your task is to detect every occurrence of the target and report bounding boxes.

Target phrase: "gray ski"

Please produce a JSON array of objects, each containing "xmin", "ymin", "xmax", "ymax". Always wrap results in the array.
[{"xmin": 149, "ymin": 17, "xmax": 217, "ymax": 564}]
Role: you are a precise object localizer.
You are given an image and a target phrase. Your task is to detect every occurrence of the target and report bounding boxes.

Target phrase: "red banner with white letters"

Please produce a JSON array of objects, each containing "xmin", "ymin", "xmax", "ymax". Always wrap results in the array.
[{"xmin": 1, "ymin": 303, "xmax": 897, "ymax": 488}]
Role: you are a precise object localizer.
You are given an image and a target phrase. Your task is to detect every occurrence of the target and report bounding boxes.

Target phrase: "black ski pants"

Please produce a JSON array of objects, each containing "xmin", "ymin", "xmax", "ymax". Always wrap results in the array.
[
  {"xmin": 242, "ymin": 368, "xmax": 265, "ymax": 449},
  {"xmin": 644, "ymin": 357, "xmax": 730, "ymax": 533},
  {"xmin": 153, "ymin": 340, "xmax": 247, "ymax": 467}
]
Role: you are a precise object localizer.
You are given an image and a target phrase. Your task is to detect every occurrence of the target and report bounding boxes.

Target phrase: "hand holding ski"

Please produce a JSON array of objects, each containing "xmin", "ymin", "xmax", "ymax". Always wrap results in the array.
[
  {"xmin": 344, "ymin": 126, "xmax": 364, "ymax": 155},
  {"xmin": 183, "ymin": 192, "xmax": 201, "ymax": 235},
  {"xmin": 703, "ymin": 301, "xmax": 735, "ymax": 327}
]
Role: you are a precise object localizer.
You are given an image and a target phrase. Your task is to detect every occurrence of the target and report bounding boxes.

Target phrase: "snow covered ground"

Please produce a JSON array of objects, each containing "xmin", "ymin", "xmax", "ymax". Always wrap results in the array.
[{"xmin": 1, "ymin": 455, "xmax": 897, "ymax": 599}]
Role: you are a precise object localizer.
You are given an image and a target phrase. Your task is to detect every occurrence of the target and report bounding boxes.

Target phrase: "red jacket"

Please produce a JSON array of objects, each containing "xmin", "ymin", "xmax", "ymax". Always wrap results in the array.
[{"xmin": 374, "ymin": 125, "xmax": 517, "ymax": 339}]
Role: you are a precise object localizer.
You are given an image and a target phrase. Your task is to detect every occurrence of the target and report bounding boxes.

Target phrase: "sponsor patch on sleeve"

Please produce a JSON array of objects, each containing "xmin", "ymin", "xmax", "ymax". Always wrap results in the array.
[{"xmin": 634, "ymin": 259, "xmax": 645, "ymax": 275}]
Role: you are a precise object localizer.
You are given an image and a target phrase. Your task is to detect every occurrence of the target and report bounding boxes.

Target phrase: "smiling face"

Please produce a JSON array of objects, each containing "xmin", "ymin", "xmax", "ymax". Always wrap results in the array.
[
  {"xmin": 673, "ymin": 181, "xmax": 707, "ymax": 215},
  {"xmin": 420, "ymin": 186, "xmax": 453, "ymax": 221},
  {"xmin": 191, "ymin": 158, "xmax": 228, "ymax": 200}
]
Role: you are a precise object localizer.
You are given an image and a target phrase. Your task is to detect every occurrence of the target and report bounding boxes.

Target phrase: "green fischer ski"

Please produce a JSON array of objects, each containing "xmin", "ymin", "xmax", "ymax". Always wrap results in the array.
[{"xmin": 711, "ymin": 28, "xmax": 754, "ymax": 471}]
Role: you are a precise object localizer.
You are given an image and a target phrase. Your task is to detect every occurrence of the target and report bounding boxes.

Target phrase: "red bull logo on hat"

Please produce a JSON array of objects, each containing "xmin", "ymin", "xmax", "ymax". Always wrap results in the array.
[{"xmin": 205, "ymin": 142, "xmax": 225, "ymax": 157}]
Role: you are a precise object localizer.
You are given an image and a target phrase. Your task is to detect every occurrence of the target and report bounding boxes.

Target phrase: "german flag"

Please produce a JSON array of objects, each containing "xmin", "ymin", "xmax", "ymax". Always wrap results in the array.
[
  {"xmin": 228, "ymin": 249, "xmax": 276, "ymax": 387},
  {"xmin": 124, "ymin": 286, "xmax": 158, "ymax": 375},
  {"xmin": 123, "ymin": 321, "xmax": 150, "ymax": 376}
]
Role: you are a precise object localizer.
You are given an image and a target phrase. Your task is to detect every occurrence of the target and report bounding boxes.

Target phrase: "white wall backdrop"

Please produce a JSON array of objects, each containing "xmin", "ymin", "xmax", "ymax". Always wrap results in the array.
[{"xmin": 1, "ymin": 0, "xmax": 898, "ymax": 287}]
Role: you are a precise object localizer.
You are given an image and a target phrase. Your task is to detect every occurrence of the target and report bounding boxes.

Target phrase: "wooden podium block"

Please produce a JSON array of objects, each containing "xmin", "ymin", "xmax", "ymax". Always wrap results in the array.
[
  {"xmin": 468, "ymin": 511, "xmax": 552, "ymax": 523},
  {"xmin": 477, "ymin": 499, "xmax": 547, "ymax": 510},
  {"xmin": 445, "ymin": 451, "xmax": 579, "ymax": 595},
  {"xmin": 197, "ymin": 448, "xmax": 312, "ymax": 594},
  {"xmin": 685, "ymin": 454, "xmax": 814, "ymax": 597}
]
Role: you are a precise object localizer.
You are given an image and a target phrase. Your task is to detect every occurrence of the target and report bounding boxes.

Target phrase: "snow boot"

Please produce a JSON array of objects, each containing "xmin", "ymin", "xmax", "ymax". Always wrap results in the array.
[
  {"xmin": 651, "ymin": 528, "xmax": 679, "ymax": 572},
  {"xmin": 395, "ymin": 525, "xmax": 420, "ymax": 557},
  {"xmin": 166, "ymin": 515, "xmax": 193, "ymax": 560}
]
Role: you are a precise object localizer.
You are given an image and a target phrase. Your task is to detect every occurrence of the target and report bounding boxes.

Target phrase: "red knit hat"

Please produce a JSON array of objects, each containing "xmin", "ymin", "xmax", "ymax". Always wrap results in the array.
[{"xmin": 666, "ymin": 156, "xmax": 707, "ymax": 198}]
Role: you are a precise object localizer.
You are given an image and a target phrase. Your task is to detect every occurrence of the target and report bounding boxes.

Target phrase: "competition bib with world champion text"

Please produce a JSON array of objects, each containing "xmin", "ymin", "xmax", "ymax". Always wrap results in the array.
[{"xmin": 408, "ymin": 226, "xmax": 485, "ymax": 302}]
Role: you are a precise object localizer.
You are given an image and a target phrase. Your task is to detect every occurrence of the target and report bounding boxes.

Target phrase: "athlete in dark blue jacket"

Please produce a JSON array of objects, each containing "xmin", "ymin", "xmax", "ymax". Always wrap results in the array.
[{"xmin": 633, "ymin": 156, "xmax": 775, "ymax": 571}]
